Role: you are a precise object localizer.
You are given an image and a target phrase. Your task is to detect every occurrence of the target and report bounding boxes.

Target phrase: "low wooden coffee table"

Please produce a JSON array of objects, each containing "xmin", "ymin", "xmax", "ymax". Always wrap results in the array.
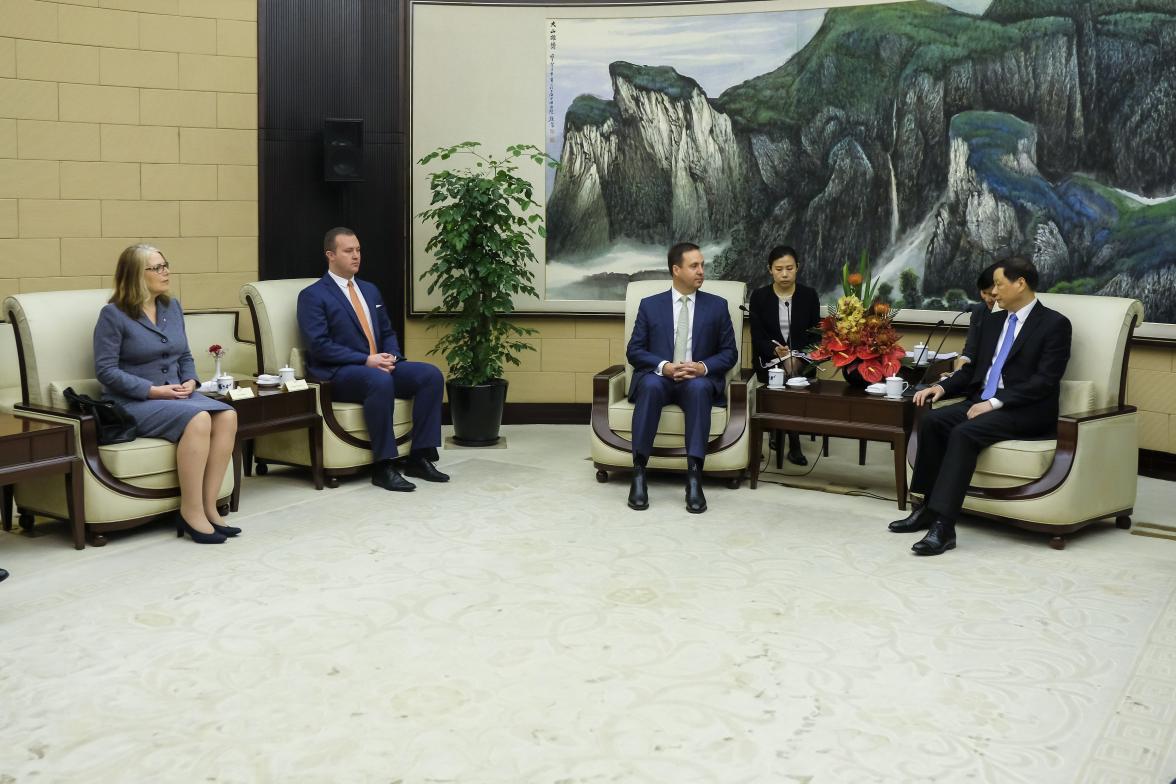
[
  {"xmin": 750, "ymin": 380, "xmax": 916, "ymax": 509},
  {"xmin": 0, "ymin": 413, "xmax": 84, "ymax": 549},
  {"xmin": 211, "ymin": 380, "xmax": 323, "ymax": 511}
]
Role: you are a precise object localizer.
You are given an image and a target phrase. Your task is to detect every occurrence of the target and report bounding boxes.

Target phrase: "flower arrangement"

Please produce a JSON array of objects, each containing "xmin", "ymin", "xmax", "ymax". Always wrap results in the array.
[{"xmin": 808, "ymin": 254, "xmax": 905, "ymax": 384}]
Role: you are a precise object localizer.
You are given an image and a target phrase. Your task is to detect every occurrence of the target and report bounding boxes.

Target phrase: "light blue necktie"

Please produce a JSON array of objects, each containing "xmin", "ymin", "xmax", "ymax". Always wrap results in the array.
[{"xmin": 981, "ymin": 313, "xmax": 1018, "ymax": 400}]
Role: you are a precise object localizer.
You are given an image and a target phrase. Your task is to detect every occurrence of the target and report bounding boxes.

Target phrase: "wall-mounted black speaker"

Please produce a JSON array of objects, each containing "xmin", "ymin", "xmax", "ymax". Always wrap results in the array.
[{"xmin": 323, "ymin": 118, "xmax": 363, "ymax": 181}]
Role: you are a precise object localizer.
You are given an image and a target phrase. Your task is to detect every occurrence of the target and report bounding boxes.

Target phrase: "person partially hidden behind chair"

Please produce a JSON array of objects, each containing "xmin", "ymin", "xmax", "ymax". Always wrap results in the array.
[
  {"xmin": 626, "ymin": 242, "xmax": 738, "ymax": 514},
  {"xmin": 94, "ymin": 244, "xmax": 240, "ymax": 544},
  {"xmin": 748, "ymin": 244, "xmax": 821, "ymax": 465},
  {"xmin": 297, "ymin": 227, "xmax": 447, "ymax": 492},
  {"xmin": 955, "ymin": 262, "xmax": 999, "ymax": 372},
  {"xmin": 891, "ymin": 256, "xmax": 1071, "ymax": 555}
]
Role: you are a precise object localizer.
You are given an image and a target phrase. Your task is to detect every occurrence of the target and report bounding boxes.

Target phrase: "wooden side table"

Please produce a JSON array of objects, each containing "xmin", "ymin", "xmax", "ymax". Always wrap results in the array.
[
  {"xmin": 750, "ymin": 381, "xmax": 916, "ymax": 509},
  {"xmin": 0, "ymin": 414, "xmax": 85, "ymax": 549},
  {"xmin": 212, "ymin": 381, "xmax": 324, "ymax": 512}
]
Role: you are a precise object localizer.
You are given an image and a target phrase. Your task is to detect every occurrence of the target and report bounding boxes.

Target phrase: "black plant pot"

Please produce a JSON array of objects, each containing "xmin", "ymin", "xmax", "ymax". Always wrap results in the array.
[
  {"xmin": 447, "ymin": 378, "xmax": 508, "ymax": 446},
  {"xmin": 841, "ymin": 364, "xmax": 870, "ymax": 389}
]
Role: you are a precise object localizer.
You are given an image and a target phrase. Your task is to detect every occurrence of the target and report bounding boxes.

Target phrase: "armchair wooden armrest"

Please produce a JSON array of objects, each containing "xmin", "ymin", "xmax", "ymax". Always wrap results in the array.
[{"xmin": 13, "ymin": 403, "xmax": 179, "ymax": 499}]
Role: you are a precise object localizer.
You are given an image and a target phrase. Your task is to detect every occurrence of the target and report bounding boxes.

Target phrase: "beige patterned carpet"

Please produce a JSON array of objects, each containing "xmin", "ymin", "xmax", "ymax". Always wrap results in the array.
[{"xmin": 1, "ymin": 426, "xmax": 1174, "ymax": 783}]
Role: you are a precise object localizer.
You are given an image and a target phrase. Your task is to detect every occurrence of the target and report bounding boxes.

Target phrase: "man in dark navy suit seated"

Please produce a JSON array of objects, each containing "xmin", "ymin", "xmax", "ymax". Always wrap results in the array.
[
  {"xmin": 297, "ymin": 227, "xmax": 447, "ymax": 492},
  {"xmin": 892, "ymin": 256, "xmax": 1071, "ymax": 555},
  {"xmin": 626, "ymin": 242, "xmax": 738, "ymax": 514}
]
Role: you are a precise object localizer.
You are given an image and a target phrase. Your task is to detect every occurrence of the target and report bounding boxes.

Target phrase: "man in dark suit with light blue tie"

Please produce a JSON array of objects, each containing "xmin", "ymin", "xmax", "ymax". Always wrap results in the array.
[
  {"xmin": 297, "ymin": 227, "xmax": 447, "ymax": 492},
  {"xmin": 892, "ymin": 256, "xmax": 1071, "ymax": 555},
  {"xmin": 626, "ymin": 242, "xmax": 738, "ymax": 514}
]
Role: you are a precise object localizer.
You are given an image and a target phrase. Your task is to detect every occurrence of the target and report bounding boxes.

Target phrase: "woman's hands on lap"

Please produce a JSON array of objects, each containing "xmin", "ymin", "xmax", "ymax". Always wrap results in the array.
[{"xmin": 149, "ymin": 380, "xmax": 196, "ymax": 400}]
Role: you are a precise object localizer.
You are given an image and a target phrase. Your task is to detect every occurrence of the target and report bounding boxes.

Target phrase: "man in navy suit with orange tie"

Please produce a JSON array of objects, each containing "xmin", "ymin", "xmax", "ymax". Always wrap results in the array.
[
  {"xmin": 626, "ymin": 242, "xmax": 738, "ymax": 514},
  {"xmin": 297, "ymin": 227, "xmax": 447, "ymax": 492}
]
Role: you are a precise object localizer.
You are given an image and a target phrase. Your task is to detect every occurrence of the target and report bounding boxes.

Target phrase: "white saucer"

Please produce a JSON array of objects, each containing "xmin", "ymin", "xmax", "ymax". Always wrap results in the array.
[
  {"xmin": 785, "ymin": 381, "xmax": 810, "ymax": 389},
  {"xmin": 865, "ymin": 384, "xmax": 887, "ymax": 395}
]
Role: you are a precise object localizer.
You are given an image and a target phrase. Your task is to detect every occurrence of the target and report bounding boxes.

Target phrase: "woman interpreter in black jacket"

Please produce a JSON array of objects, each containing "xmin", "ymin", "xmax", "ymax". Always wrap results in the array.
[{"xmin": 747, "ymin": 245, "xmax": 821, "ymax": 466}]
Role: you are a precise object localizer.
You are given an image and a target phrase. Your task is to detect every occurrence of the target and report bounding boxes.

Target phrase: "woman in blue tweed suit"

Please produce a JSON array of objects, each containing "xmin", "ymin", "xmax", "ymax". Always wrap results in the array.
[{"xmin": 93, "ymin": 244, "xmax": 239, "ymax": 544}]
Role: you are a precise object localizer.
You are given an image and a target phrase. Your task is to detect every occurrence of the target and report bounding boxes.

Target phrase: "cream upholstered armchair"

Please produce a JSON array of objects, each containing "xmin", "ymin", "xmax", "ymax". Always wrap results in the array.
[
  {"xmin": 4, "ymin": 290, "xmax": 233, "ymax": 548},
  {"xmin": 240, "ymin": 279, "xmax": 415, "ymax": 487},
  {"xmin": 909, "ymin": 293, "xmax": 1144, "ymax": 549},
  {"xmin": 591, "ymin": 280, "xmax": 753, "ymax": 486}
]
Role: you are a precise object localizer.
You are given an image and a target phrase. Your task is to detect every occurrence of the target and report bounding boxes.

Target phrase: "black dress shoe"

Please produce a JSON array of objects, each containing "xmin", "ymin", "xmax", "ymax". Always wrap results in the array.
[
  {"xmin": 786, "ymin": 435, "xmax": 808, "ymax": 466},
  {"xmin": 372, "ymin": 462, "xmax": 416, "ymax": 492},
  {"xmin": 912, "ymin": 519, "xmax": 956, "ymax": 555},
  {"xmin": 685, "ymin": 456, "xmax": 707, "ymax": 514},
  {"xmin": 889, "ymin": 505, "xmax": 934, "ymax": 533},
  {"xmin": 628, "ymin": 453, "xmax": 649, "ymax": 510},
  {"xmin": 403, "ymin": 455, "xmax": 450, "ymax": 483},
  {"xmin": 0, "ymin": 568, "xmax": 8, "ymax": 583}
]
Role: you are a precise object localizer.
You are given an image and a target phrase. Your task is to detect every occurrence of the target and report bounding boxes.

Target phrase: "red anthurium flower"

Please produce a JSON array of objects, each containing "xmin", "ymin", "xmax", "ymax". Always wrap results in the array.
[
  {"xmin": 859, "ymin": 363, "xmax": 885, "ymax": 383},
  {"xmin": 831, "ymin": 350, "xmax": 857, "ymax": 367}
]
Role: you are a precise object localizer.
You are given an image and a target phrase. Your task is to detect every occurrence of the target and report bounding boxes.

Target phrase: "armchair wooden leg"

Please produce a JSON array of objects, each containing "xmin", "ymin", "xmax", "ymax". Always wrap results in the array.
[
  {"xmin": 1115, "ymin": 515, "xmax": 1131, "ymax": 530},
  {"xmin": 1049, "ymin": 536, "xmax": 1065, "ymax": 550},
  {"xmin": 595, "ymin": 470, "xmax": 608, "ymax": 483}
]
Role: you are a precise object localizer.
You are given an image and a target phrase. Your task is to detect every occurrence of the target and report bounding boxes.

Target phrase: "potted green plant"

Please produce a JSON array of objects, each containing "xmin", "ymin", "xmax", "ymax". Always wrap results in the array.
[{"xmin": 417, "ymin": 141, "xmax": 556, "ymax": 446}]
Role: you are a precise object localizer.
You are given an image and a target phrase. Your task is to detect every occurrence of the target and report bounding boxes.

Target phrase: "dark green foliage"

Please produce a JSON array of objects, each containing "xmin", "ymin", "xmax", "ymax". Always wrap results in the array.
[
  {"xmin": 417, "ymin": 142, "xmax": 558, "ymax": 386},
  {"xmin": 714, "ymin": 1, "xmax": 1069, "ymax": 133},
  {"xmin": 609, "ymin": 61, "xmax": 703, "ymax": 101},
  {"xmin": 565, "ymin": 94, "xmax": 621, "ymax": 132},
  {"xmin": 944, "ymin": 288, "xmax": 969, "ymax": 310},
  {"xmin": 899, "ymin": 268, "xmax": 923, "ymax": 310},
  {"xmin": 875, "ymin": 281, "xmax": 895, "ymax": 305},
  {"xmin": 1048, "ymin": 277, "xmax": 1099, "ymax": 294},
  {"xmin": 985, "ymin": 0, "xmax": 1175, "ymax": 23}
]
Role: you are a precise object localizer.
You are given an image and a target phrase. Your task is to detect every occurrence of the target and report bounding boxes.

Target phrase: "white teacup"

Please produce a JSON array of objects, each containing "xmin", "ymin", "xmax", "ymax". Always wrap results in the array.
[
  {"xmin": 767, "ymin": 368, "xmax": 785, "ymax": 388},
  {"xmin": 216, "ymin": 374, "xmax": 234, "ymax": 393},
  {"xmin": 278, "ymin": 366, "xmax": 296, "ymax": 385},
  {"xmin": 786, "ymin": 376, "xmax": 810, "ymax": 388},
  {"xmin": 884, "ymin": 376, "xmax": 909, "ymax": 399}
]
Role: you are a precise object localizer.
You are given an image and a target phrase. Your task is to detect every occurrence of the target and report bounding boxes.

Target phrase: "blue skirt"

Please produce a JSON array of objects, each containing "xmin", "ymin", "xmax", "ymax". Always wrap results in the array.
[{"xmin": 117, "ymin": 392, "xmax": 233, "ymax": 443}]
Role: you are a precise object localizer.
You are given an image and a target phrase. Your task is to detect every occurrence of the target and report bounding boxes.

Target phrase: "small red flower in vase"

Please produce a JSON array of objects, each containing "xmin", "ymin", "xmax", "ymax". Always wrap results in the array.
[{"xmin": 208, "ymin": 344, "xmax": 226, "ymax": 380}]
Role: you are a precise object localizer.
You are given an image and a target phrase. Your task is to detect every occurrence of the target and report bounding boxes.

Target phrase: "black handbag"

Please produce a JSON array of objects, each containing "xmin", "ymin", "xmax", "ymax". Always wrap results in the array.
[{"xmin": 62, "ymin": 387, "xmax": 139, "ymax": 445}]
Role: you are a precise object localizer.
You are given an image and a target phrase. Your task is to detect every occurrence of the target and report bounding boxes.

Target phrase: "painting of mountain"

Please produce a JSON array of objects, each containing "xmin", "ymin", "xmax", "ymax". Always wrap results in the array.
[{"xmin": 544, "ymin": 0, "xmax": 1176, "ymax": 325}]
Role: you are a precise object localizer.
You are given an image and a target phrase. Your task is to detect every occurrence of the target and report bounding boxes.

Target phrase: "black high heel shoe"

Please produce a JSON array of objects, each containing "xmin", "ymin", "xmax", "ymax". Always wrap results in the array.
[
  {"xmin": 211, "ymin": 522, "xmax": 241, "ymax": 537},
  {"xmin": 175, "ymin": 515, "xmax": 227, "ymax": 544}
]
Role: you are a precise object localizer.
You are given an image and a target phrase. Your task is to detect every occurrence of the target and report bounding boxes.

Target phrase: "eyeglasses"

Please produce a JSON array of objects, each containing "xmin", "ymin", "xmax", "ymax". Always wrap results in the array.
[{"xmin": 146, "ymin": 262, "xmax": 170, "ymax": 274}]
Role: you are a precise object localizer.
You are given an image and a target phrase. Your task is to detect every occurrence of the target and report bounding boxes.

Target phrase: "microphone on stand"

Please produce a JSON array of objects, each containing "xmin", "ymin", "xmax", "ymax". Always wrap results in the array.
[
  {"xmin": 915, "ymin": 308, "xmax": 971, "ymax": 390},
  {"xmin": 913, "ymin": 318, "xmax": 945, "ymax": 366}
]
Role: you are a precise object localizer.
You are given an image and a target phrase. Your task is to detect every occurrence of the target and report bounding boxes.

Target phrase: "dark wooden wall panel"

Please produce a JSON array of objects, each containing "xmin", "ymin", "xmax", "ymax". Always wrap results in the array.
[{"xmin": 258, "ymin": 0, "xmax": 406, "ymax": 337}]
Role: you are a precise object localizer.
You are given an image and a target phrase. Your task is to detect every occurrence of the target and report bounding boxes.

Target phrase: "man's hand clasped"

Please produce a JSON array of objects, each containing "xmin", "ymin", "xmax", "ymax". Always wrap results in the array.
[
  {"xmin": 366, "ymin": 352, "xmax": 397, "ymax": 372},
  {"xmin": 662, "ymin": 361, "xmax": 706, "ymax": 381}
]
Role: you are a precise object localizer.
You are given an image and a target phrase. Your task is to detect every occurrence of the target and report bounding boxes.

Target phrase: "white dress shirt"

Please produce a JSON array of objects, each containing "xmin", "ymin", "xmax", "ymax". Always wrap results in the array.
[
  {"xmin": 656, "ymin": 287, "xmax": 707, "ymax": 376},
  {"xmin": 328, "ymin": 269, "xmax": 373, "ymax": 333},
  {"xmin": 983, "ymin": 298, "xmax": 1037, "ymax": 409}
]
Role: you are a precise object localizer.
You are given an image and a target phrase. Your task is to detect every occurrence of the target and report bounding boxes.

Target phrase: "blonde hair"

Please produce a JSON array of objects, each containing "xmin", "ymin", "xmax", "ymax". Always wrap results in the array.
[{"xmin": 110, "ymin": 244, "xmax": 170, "ymax": 319}]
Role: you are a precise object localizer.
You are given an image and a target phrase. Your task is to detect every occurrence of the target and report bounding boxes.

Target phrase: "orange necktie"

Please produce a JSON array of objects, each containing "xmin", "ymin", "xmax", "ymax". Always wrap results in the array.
[{"xmin": 347, "ymin": 281, "xmax": 377, "ymax": 355}]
